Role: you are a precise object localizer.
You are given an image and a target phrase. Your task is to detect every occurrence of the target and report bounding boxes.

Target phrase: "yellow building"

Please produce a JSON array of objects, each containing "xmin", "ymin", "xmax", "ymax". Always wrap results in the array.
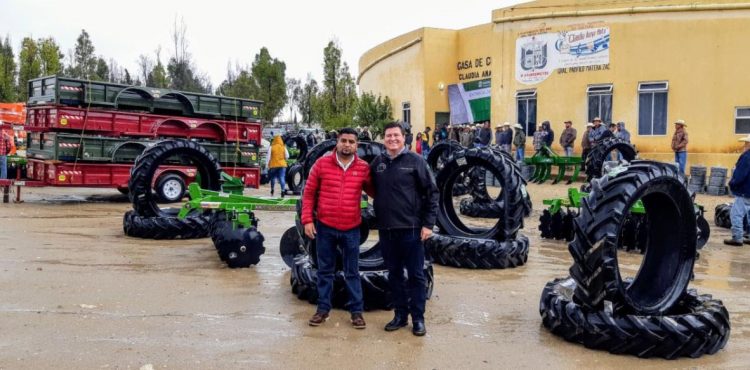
[{"xmin": 358, "ymin": 0, "xmax": 750, "ymax": 168}]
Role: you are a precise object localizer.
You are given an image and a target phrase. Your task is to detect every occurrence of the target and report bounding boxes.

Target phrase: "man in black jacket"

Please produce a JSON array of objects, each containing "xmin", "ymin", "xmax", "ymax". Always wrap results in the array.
[{"xmin": 369, "ymin": 121, "xmax": 439, "ymax": 336}]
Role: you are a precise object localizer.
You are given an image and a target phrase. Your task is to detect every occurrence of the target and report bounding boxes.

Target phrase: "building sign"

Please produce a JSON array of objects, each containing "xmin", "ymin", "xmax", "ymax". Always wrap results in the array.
[
  {"xmin": 448, "ymin": 78, "xmax": 491, "ymax": 124},
  {"xmin": 516, "ymin": 24, "xmax": 610, "ymax": 84},
  {"xmin": 457, "ymin": 56, "xmax": 492, "ymax": 81}
]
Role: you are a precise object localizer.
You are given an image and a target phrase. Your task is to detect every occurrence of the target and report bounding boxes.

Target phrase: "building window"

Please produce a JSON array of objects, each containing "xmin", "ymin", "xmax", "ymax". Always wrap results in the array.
[
  {"xmin": 736, "ymin": 107, "xmax": 750, "ymax": 134},
  {"xmin": 516, "ymin": 89, "xmax": 537, "ymax": 136},
  {"xmin": 638, "ymin": 82, "xmax": 668, "ymax": 136},
  {"xmin": 402, "ymin": 102, "xmax": 411, "ymax": 124},
  {"xmin": 587, "ymin": 84, "xmax": 613, "ymax": 123}
]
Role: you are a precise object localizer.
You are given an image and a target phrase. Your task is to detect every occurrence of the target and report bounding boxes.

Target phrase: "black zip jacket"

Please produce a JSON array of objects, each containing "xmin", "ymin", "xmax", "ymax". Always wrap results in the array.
[{"xmin": 370, "ymin": 149, "xmax": 439, "ymax": 230}]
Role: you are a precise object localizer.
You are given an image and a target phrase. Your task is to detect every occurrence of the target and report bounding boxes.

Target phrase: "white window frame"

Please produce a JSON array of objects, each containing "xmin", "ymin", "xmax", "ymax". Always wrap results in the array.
[
  {"xmin": 587, "ymin": 84, "xmax": 613, "ymax": 123},
  {"xmin": 637, "ymin": 81, "xmax": 669, "ymax": 136},
  {"xmin": 402, "ymin": 102, "xmax": 411, "ymax": 124},
  {"xmin": 735, "ymin": 107, "xmax": 750, "ymax": 134}
]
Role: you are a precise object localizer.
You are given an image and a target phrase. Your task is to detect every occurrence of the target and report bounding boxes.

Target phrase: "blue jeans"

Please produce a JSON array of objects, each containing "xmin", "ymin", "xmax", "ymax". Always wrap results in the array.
[
  {"xmin": 730, "ymin": 197, "xmax": 750, "ymax": 241},
  {"xmin": 315, "ymin": 223, "xmax": 363, "ymax": 314},
  {"xmin": 516, "ymin": 147, "xmax": 525, "ymax": 162},
  {"xmin": 0, "ymin": 155, "xmax": 6, "ymax": 179},
  {"xmin": 268, "ymin": 167, "xmax": 286, "ymax": 193},
  {"xmin": 564, "ymin": 146, "xmax": 573, "ymax": 157},
  {"xmin": 379, "ymin": 228, "xmax": 426, "ymax": 322},
  {"xmin": 675, "ymin": 151, "xmax": 687, "ymax": 174}
]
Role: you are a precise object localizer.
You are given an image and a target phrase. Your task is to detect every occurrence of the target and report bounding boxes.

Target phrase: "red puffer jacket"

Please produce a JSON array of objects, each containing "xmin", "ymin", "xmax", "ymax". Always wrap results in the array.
[{"xmin": 301, "ymin": 151, "xmax": 372, "ymax": 231}]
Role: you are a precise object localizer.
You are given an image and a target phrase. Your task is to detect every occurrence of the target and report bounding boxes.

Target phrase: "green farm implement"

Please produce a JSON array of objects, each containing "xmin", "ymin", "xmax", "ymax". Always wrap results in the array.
[{"xmin": 524, "ymin": 146, "xmax": 583, "ymax": 184}]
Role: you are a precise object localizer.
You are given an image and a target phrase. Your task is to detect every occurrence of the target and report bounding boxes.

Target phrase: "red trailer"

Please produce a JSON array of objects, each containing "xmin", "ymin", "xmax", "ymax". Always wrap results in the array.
[{"xmin": 25, "ymin": 105, "xmax": 262, "ymax": 145}]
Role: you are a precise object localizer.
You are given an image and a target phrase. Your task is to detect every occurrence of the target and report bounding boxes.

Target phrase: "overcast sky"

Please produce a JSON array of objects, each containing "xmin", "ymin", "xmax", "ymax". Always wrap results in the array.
[{"xmin": 1, "ymin": 0, "xmax": 526, "ymax": 89}]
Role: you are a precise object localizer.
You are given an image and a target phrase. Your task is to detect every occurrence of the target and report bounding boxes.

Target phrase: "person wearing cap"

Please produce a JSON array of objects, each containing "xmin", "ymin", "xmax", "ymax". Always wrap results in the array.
[
  {"xmin": 581, "ymin": 122, "xmax": 594, "ymax": 170},
  {"xmin": 559, "ymin": 120, "xmax": 577, "ymax": 157},
  {"xmin": 513, "ymin": 123, "xmax": 526, "ymax": 161},
  {"xmin": 616, "ymin": 121, "xmax": 631, "ymax": 143},
  {"xmin": 588, "ymin": 117, "xmax": 608, "ymax": 146},
  {"xmin": 459, "ymin": 125, "xmax": 473, "ymax": 147},
  {"xmin": 671, "ymin": 119, "xmax": 689, "ymax": 173},
  {"xmin": 724, "ymin": 135, "xmax": 750, "ymax": 246}
]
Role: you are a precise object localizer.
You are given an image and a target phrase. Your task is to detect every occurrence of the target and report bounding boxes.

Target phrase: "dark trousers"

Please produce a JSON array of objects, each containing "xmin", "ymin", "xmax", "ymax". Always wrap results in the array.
[
  {"xmin": 315, "ymin": 223, "xmax": 363, "ymax": 314},
  {"xmin": 379, "ymin": 228, "xmax": 426, "ymax": 322}
]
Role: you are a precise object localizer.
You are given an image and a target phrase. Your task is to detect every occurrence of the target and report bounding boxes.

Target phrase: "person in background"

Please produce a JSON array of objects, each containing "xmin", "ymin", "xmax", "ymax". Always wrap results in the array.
[
  {"xmin": 360, "ymin": 126, "xmax": 373, "ymax": 141},
  {"xmin": 513, "ymin": 123, "xmax": 526, "ymax": 161},
  {"xmin": 301, "ymin": 127, "xmax": 373, "ymax": 327},
  {"xmin": 494, "ymin": 124, "xmax": 504, "ymax": 147},
  {"xmin": 415, "ymin": 132, "xmax": 423, "ymax": 155},
  {"xmin": 559, "ymin": 120, "xmax": 577, "ymax": 157},
  {"xmin": 0, "ymin": 125, "xmax": 12, "ymax": 179},
  {"xmin": 533, "ymin": 124, "xmax": 546, "ymax": 153},
  {"xmin": 581, "ymin": 122, "xmax": 594, "ymax": 170},
  {"xmin": 477, "ymin": 121, "xmax": 492, "ymax": 148},
  {"xmin": 499, "ymin": 122, "xmax": 512, "ymax": 153},
  {"xmin": 420, "ymin": 132, "xmax": 431, "ymax": 159},
  {"xmin": 724, "ymin": 134, "xmax": 750, "ymax": 246},
  {"xmin": 541, "ymin": 121, "xmax": 554, "ymax": 149},
  {"xmin": 460, "ymin": 126, "xmax": 473, "ymax": 147},
  {"xmin": 423, "ymin": 126, "xmax": 432, "ymax": 146},
  {"xmin": 370, "ymin": 122, "xmax": 438, "ymax": 337},
  {"xmin": 447, "ymin": 125, "xmax": 458, "ymax": 142},
  {"xmin": 616, "ymin": 121, "xmax": 631, "ymax": 143},
  {"xmin": 671, "ymin": 119, "xmax": 689, "ymax": 173},
  {"xmin": 588, "ymin": 117, "xmax": 608, "ymax": 147},
  {"xmin": 265, "ymin": 135, "xmax": 289, "ymax": 197}
]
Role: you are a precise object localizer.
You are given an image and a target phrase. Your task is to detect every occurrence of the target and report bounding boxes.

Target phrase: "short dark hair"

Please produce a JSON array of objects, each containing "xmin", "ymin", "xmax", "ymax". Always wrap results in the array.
[
  {"xmin": 338, "ymin": 127, "xmax": 358, "ymax": 138},
  {"xmin": 384, "ymin": 121, "xmax": 406, "ymax": 135}
]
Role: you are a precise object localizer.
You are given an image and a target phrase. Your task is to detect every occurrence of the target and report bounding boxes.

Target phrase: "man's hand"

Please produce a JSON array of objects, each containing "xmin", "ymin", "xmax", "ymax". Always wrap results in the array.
[
  {"xmin": 420, "ymin": 227, "xmax": 433, "ymax": 241},
  {"xmin": 304, "ymin": 223, "xmax": 317, "ymax": 239}
]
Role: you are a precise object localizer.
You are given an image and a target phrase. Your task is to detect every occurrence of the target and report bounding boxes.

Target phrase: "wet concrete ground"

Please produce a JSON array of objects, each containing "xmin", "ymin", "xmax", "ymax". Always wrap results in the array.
[{"xmin": 1, "ymin": 183, "xmax": 750, "ymax": 369}]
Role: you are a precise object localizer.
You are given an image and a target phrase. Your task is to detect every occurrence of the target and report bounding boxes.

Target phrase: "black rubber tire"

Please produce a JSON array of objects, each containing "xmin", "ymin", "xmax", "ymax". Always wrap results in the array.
[
  {"xmin": 569, "ymin": 160, "xmax": 697, "ymax": 315},
  {"xmin": 539, "ymin": 277, "xmax": 730, "ymax": 359},
  {"xmin": 129, "ymin": 139, "xmax": 222, "ymax": 218},
  {"xmin": 459, "ymin": 197, "xmax": 503, "ymax": 218},
  {"xmin": 290, "ymin": 253, "xmax": 434, "ymax": 311},
  {"xmin": 561, "ymin": 209, "xmax": 576, "ymax": 242},
  {"xmin": 155, "ymin": 173, "xmax": 186, "ymax": 203},
  {"xmin": 697, "ymin": 215, "xmax": 710, "ymax": 250},
  {"xmin": 584, "ymin": 137, "xmax": 637, "ymax": 180},
  {"xmin": 426, "ymin": 140, "xmax": 463, "ymax": 175},
  {"xmin": 283, "ymin": 134, "xmax": 309, "ymax": 163},
  {"xmin": 285, "ymin": 163, "xmax": 304, "ymax": 195},
  {"xmin": 708, "ymin": 176, "xmax": 726, "ymax": 187},
  {"xmin": 714, "ymin": 203, "xmax": 732, "ymax": 228},
  {"xmin": 280, "ymin": 226, "xmax": 305, "ymax": 268},
  {"xmin": 123, "ymin": 210, "xmax": 210, "ymax": 239},
  {"xmin": 539, "ymin": 210, "xmax": 553, "ymax": 239},
  {"xmin": 302, "ymin": 140, "xmax": 386, "ymax": 180},
  {"xmin": 425, "ymin": 233, "xmax": 529, "ymax": 269},
  {"xmin": 214, "ymin": 224, "xmax": 265, "ymax": 268},
  {"xmin": 435, "ymin": 147, "xmax": 526, "ymax": 241}
]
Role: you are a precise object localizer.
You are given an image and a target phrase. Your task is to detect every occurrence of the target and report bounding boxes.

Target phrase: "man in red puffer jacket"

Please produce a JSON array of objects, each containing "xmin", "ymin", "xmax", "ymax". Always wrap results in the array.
[{"xmin": 301, "ymin": 127, "xmax": 373, "ymax": 329}]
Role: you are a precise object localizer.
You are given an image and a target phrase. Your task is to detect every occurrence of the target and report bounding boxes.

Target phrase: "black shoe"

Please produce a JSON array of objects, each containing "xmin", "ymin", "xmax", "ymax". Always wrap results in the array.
[
  {"xmin": 744, "ymin": 237, "xmax": 750, "ymax": 245},
  {"xmin": 270, "ymin": 189, "xmax": 274, "ymax": 197},
  {"xmin": 384, "ymin": 316, "xmax": 409, "ymax": 331},
  {"xmin": 724, "ymin": 238, "xmax": 743, "ymax": 246},
  {"xmin": 412, "ymin": 321, "xmax": 426, "ymax": 336}
]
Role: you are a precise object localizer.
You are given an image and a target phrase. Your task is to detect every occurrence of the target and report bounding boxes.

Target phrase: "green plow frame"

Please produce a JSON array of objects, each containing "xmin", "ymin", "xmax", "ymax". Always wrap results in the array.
[
  {"xmin": 524, "ymin": 146, "xmax": 583, "ymax": 184},
  {"xmin": 542, "ymin": 187, "xmax": 645, "ymax": 215}
]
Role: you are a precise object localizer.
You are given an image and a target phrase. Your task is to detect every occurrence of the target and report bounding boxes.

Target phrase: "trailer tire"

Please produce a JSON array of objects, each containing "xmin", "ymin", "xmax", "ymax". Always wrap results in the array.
[
  {"xmin": 214, "ymin": 224, "xmax": 265, "ymax": 268},
  {"xmin": 540, "ymin": 277, "xmax": 730, "ymax": 359},
  {"xmin": 155, "ymin": 173, "xmax": 186, "ymax": 203},
  {"xmin": 425, "ymin": 233, "xmax": 529, "ymax": 269},
  {"xmin": 129, "ymin": 139, "xmax": 222, "ymax": 218},
  {"xmin": 290, "ymin": 254, "xmax": 434, "ymax": 310},
  {"xmin": 584, "ymin": 138, "xmax": 637, "ymax": 181},
  {"xmin": 569, "ymin": 160, "xmax": 697, "ymax": 315},
  {"xmin": 123, "ymin": 210, "xmax": 210, "ymax": 239}
]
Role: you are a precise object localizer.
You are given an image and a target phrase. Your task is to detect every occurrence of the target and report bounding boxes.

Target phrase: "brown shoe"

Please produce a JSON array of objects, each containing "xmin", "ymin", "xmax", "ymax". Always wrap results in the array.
[
  {"xmin": 351, "ymin": 313, "xmax": 366, "ymax": 329},
  {"xmin": 308, "ymin": 312, "xmax": 329, "ymax": 326}
]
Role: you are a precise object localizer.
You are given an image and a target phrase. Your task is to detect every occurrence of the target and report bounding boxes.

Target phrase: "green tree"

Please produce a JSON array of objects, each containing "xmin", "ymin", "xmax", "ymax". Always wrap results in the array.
[
  {"xmin": 286, "ymin": 77, "xmax": 300, "ymax": 124},
  {"xmin": 68, "ymin": 29, "xmax": 97, "ymax": 79},
  {"xmin": 147, "ymin": 58, "xmax": 168, "ymax": 88},
  {"xmin": 17, "ymin": 37, "xmax": 41, "ymax": 99},
  {"xmin": 217, "ymin": 64, "xmax": 254, "ymax": 99},
  {"xmin": 297, "ymin": 74, "xmax": 319, "ymax": 125},
  {"xmin": 354, "ymin": 92, "xmax": 393, "ymax": 136},
  {"xmin": 0, "ymin": 36, "xmax": 17, "ymax": 102},
  {"xmin": 93, "ymin": 57, "xmax": 109, "ymax": 81},
  {"xmin": 166, "ymin": 17, "xmax": 210, "ymax": 93},
  {"xmin": 38, "ymin": 37, "xmax": 63, "ymax": 75},
  {"xmin": 123, "ymin": 69, "xmax": 133, "ymax": 85},
  {"xmin": 319, "ymin": 40, "xmax": 358, "ymax": 130},
  {"xmin": 249, "ymin": 47, "xmax": 287, "ymax": 123}
]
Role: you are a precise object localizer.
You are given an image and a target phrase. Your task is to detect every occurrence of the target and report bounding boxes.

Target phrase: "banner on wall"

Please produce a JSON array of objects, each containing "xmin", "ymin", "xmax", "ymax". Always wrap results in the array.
[
  {"xmin": 516, "ymin": 25, "xmax": 610, "ymax": 85},
  {"xmin": 448, "ymin": 78, "xmax": 491, "ymax": 124}
]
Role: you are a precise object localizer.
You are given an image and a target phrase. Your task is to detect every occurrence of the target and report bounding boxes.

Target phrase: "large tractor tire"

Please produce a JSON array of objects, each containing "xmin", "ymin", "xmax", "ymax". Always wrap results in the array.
[
  {"xmin": 425, "ymin": 233, "xmax": 529, "ymax": 269},
  {"xmin": 123, "ymin": 210, "xmax": 210, "ymax": 240},
  {"xmin": 302, "ymin": 140, "xmax": 386, "ymax": 180},
  {"xmin": 435, "ymin": 147, "xmax": 527, "ymax": 241},
  {"xmin": 283, "ymin": 133, "xmax": 309, "ymax": 163},
  {"xmin": 569, "ymin": 160, "xmax": 696, "ymax": 315},
  {"xmin": 426, "ymin": 140, "xmax": 463, "ymax": 175},
  {"xmin": 584, "ymin": 137, "xmax": 637, "ymax": 181},
  {"xmin": 285, "ymin": 163, "xmax": 304, "ymax": 195},
  {"xmin": 290, "ymin": 254, "xmax": 434, "ymax": 311},
  {"xmin": 459, "ymin": 197, "xmax": 503, "ymax": 218},
  {"xmin": 280, "ymin": 226, "xmax": 305, "ymax": 268},
  {"xmin": 539, "ymin": 277, "xmax": 730, "ymax": 359}
]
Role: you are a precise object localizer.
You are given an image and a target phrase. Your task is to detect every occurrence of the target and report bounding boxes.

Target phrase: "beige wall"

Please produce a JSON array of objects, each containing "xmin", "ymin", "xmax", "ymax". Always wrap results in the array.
[{"xmin": 358, "ymin": 0, "xmax": 750, "ymax": 167}]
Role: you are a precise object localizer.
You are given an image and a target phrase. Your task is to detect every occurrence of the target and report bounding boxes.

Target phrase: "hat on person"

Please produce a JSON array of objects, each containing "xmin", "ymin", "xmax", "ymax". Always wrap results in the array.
[
  {"xmin": 593, "ymin": 117, "xmax": 602, "ymax": 122},
  {"xmin": 586, "ymin": 122, "xmax": 594, "ymax": 127},
  {"xmin": 502, "ymin": 122, "xmax": 511, "ymax": 127},
  {"xmin": 739, "ymin": 134, "xmax": 750, "ymax": 142},
  {"xmin": 675, "ymin": 119, "xmax": 687, "ymax": 126},
  {"xmin": 514, "ymin": 123, "xmax": 523, "ymax": 129},
  {"xmin": 564, "ymin": 120, "xmax": 572, "ymax": 124}
]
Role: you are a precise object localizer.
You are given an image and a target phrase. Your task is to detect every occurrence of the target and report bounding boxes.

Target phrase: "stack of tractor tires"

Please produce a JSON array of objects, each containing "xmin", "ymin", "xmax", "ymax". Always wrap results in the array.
[
  {"xmin": 288, "ymin": 140, "xmax": 434, "ymax": 310},
  {"xmin": 707, "ymin": 167, "xmax": 729, "ymax": 196},
  {"xmin": 425, "ymin": 147, "xmax": 531, "ymax": 269},
  {"xmin": 540, "ymin": 160, "xmax": 730, "ymax": 359},
  {"xmin": 688, "ymin": 165, "xmax": 707, "ymax": 194}
]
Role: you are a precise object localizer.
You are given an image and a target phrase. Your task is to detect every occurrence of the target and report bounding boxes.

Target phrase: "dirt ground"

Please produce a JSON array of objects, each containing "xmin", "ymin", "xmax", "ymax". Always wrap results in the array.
[{"xmin": 1, "ymin": 182, "xmax": 749, "ymax": 369}]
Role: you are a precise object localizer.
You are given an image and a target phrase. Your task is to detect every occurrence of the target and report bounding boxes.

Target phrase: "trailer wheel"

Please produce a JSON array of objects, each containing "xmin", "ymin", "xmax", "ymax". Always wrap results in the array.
[
  {"xmin": 123, "ymin": 210, "xmax": 210, "ymax": 239},
  {"xmin": 569, "ymin": 160, "xmax": 696, "ymax": 315},
  {"xmin": 540, "ymin": 277, "xmax": 730, "ymax": 359},
  {"xmin": 425, "ymin": 233, "xmax": 529, "ymax": 269},
  {"xmin": 155, "ymin": 173, "xmax": 186, "ymax": 203}
]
